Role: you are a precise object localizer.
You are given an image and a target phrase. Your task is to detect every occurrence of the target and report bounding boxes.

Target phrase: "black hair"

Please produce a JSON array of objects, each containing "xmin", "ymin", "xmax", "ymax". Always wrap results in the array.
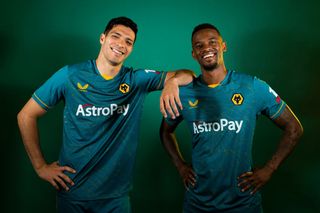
[
  {"xmin": 191, "ymin": 23, "xmax": 221, "ymax": 40},
  {"xmin": 104, "ymin": 17, "xmax": 138, "ymax": 39}
]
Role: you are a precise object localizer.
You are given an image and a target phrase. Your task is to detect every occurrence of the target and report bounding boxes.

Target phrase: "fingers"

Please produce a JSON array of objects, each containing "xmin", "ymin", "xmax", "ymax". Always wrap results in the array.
[
  {"xmin": 238, "ymin": 171, "xmax": 253, "ymax": 179},
  {"xmin": 164, "ymin": 95, "xmax": 175, "ymax": 119},
  {"xmin": 58, "ymin": 173, "xmax": 75, "ymax": 186},
  {"xmin": 169, "ymin": 96, "xmax": 179, "ymax": 118},
  {"xmin": 160, "ymin": 94, "xmax": 182, "ymax": 119},
  {"xmin": 49, "ymin": 179, "xmax": 60, "ymax": 190},
  {"xmin": 175, "ymin": 94, "xmax": 183, "ymax": 110},
  {"xmin": 54, "ymin": 176, "xmax": 70, "ymax": 191},
  {"xmin": 57, "ymin": 166, "xmax": 76, "ymax": 190},
  {"xmin": 238, "ymin": 171, "xmax": 255, "ymax": 192},
  {"xmin": 160, "ymin": 97, "xmax": 167, "ymax": 118},
  {"xmin": 160, "ymin": 87, "xmax": 182, "ymax": 119},
  {"xmin": 250, "ymin": 183, "xmax": 262, "ymax": 195},
  {"xmin": 61, "ymin": 166, "xmax": 77, "ymax": 174},
  {"xmin": 41, "ymin": 162, "xmax": 76, "ymax": 191},
  {"xmin": 238, "ymin": 171, "xmax": 264, "ymax": 194},
  {"xmin": 182, "ymin": 168, "xmax": 197, "ymax": 190},
  {"xmin": 184, "ymin": 174, "xmax": 196, "ymax": 188}
]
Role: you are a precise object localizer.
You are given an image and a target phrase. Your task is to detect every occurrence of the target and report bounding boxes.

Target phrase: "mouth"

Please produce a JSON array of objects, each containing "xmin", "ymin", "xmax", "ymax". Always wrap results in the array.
[
  {"xmin": 111, "ymin": 47, "xmax": 125, "ymax": 56},
  {"xmin": 202, "ymin": 51, "xmax": 217, "ymax": 60}
]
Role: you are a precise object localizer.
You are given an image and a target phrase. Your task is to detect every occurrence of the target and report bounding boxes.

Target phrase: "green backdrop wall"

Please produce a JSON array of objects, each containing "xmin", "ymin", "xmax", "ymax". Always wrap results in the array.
[{"xmin": 1, "ymin": 0, "xmax": 319, "ymax": 212}]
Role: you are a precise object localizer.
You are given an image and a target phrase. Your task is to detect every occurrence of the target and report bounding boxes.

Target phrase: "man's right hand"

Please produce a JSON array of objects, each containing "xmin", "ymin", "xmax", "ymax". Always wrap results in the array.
[
  {"xmin": 36, "ymin": 161, "xmax": 76, "ymax": 191},
  {"xmin": 177, "ymin": 163, "xmax": 197, "ymax": 190}
]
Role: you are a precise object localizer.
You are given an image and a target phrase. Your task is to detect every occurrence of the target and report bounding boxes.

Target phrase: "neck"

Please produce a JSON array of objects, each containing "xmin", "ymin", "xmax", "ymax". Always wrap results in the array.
[
  {"xmin": 201, "ymin": 64, "xmax": 227, "ymax": 85},
  {"xmin": 95, "ymin": 54, "xmax": 122, "ymax": 77}
]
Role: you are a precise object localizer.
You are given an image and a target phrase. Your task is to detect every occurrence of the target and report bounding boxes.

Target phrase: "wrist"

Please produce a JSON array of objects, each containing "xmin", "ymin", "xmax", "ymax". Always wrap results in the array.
[
  {"xmin": 174, "ymin": 159, "xmax": 186, "ymax": 170},
  {"xmin": 265, "ymin": 163, "xmax": 277, "ymax": 173},
  {"xmin": 34, "ymin": 162, "xmax": 47, "ymax": 173},
  {"xmin": 165, "ymin": 76, "xmax": 179, "ymax": 86}
]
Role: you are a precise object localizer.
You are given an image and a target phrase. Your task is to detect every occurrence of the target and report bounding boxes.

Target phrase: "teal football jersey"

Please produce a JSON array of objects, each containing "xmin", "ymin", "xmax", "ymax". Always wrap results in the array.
[
  {"xmin": 165, "ymin": 70, "xmax": 286, "ymax": 212},
  {"xmin": 32, "ymin": 60, "xmax": 166, "ymax": 200}
]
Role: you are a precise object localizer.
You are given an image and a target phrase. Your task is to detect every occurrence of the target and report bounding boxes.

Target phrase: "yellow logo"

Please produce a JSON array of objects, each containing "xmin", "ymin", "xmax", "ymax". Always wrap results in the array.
[
  {"xmin": 188, "ymin": 99, "xmax": 199, "ymax": 108},
  {"xmin": 232, "ymin": 93, "xmax": 244, "ymax": 105},
  {"xmin": 119, "ymin": 83, "xmax": 130, "ymax": 94},
  {"xmin": 77, "ymin": 83, "xmax": 89, "ymax": 92}
]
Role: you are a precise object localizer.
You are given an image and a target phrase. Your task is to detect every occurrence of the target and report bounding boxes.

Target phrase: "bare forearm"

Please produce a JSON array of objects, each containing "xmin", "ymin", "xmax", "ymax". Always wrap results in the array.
[
  {"xmin": 160, "ymin": 131, "xmax": 185, "ymax": 168},
  {"xmin": 266, "ymin": 106, "xmax": 303, "ymax": 171},
  {"xmin": 17, "ymin": 112, "xmax": 47, "ymax": 172},
  {"xmin": 266, "ymin": 131, "xmax": 301, "ymax": 171},
  {"xmin": 160, "ymin": 120, "xmax": 185, "ymax": 169},
  {"xmin": 165, "ymin": 69, "xmax": 194, "ymax": 86}
]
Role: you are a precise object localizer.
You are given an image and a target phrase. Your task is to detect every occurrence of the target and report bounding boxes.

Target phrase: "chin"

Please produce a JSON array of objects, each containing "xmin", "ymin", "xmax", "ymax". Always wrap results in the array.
[
  {"xmin": 109, "ymin": 60, "xmax": 121, "ymax": 66},
  {"xmin": 202, "ymin": 63, "xmax": 218, "ymax": 71}
]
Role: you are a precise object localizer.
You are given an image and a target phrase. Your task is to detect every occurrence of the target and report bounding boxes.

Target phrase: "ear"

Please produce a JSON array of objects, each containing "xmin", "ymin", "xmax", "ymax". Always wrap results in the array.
[
  {"xmin": 192, "ymin": 50, "xmax": 196, "ymax": 60},
  {"xmin": 222, "ymin": 41, "xmax": 227, "ymax": 52},
  {"xmin": 100, "ymin": 33, "xmax": 105, "ymax": 45}
]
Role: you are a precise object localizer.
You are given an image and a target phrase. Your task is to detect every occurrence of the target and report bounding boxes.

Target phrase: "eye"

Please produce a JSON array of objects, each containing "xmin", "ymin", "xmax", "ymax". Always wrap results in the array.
[
  {"xmin": 210, "ymin": 40, "xmax": 218, "ymax": 45},
  {"xmin": 126, "ymin": 40, "xmax": 133, "ymax": 46},
  {"xmin": 111, "ymin": 34, "xmax": 120, "ymax": 39},
  {"xmin": 195, "ymin": 43, "xmax": 203, "ymax": 49}
]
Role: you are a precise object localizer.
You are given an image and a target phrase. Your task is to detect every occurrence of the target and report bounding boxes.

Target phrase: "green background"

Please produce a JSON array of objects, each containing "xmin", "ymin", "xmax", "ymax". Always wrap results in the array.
[{"xmin": 2, "ymin": 0, "xmax": 319, "ymax": 212}]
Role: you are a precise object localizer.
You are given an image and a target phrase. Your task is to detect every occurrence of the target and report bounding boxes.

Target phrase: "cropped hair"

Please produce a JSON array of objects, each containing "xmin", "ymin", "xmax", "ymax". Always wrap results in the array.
[
  {"xmin": 104, "ymin": 17, "xmax": 138, "ymax": 40},
  {"xmin": 192, "ymin": 23, "xmax": 221, "ymax": 40}
]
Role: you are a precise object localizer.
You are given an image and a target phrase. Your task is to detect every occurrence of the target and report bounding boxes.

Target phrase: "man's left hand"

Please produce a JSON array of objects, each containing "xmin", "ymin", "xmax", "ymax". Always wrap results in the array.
[{"xmin": 237, "ymin": 166, "xmax": 275, "ymax": 194}]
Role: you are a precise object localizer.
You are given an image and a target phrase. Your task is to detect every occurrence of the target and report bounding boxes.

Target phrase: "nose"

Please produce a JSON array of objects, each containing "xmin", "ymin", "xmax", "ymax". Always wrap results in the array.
[
  {"xmin": 201, "ymin": 45, "xmax": 213, "ymax": 54},
  {"xmin": 116, "ymin": 38, "xmax": 126, "ymax": 48},
  {"xmin": 202, "ymin": 42, "xmax": 213, "ymax": 52}
]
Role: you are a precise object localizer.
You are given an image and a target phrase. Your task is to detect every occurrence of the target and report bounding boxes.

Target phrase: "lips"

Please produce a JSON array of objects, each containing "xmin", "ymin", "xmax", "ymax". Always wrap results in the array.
[
  {"xmin": 202, "ymin": 51, "xmax": 217, "ymax": 60},
  {"xmin": 111, "ymin": 47, "xmax": 125, "ymax": 55}
]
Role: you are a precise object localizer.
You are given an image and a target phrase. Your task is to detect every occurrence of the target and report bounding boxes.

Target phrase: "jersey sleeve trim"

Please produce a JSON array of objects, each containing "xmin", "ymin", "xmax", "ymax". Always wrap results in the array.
[
  {"xmin": 156, "ymin": 72, "xmax": 166, "ymax": 90},
  {"xmin": 270, "ymin": 101, "xmax": 286, "ymax": 119},
  {"xmin": 32, "ymin": 93, "xmax": 51, "ymax": 110}
]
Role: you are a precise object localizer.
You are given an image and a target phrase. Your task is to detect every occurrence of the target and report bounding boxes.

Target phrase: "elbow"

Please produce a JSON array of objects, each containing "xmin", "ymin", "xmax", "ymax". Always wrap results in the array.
[
  {"xmin": 17, "ymin": 110, "xmax": 25, "ymax": 126},
  {"xmin": 296, "ymin": 124, "xmax": 303, "ymax": 139},
  {"xmin": 17, "ymin": 109, "xmax": 31, "ymax": 128},
  {"xmin": 289, "ymin": 122, "xmax": 303, "ymax": 141}
]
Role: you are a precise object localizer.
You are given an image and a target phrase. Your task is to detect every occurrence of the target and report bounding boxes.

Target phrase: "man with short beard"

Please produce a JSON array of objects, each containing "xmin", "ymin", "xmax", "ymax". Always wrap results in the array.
[{"xmin": 160, "ymin": 23, "xmax": 303, "ymax": 212}]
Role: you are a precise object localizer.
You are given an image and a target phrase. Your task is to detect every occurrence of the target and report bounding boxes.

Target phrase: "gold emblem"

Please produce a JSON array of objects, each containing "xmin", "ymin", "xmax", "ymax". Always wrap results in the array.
[
  {"xmin": 119, "ymin": 83, "xmax": 130, "ymax": 94},
  {"xmin": 231, "ymin": 93, "xmax": 244, "ymax": 105}
]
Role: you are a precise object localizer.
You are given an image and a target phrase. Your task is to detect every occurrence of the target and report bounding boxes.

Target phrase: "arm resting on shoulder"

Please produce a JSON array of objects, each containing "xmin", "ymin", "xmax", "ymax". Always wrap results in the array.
[{"xmin": 160, "ymin": 69, "xmax": 195, "ymax": 119}]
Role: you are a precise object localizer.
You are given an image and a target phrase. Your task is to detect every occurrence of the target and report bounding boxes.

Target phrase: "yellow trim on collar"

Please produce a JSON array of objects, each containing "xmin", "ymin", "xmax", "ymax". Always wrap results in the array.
[
  {"xmin": 208, "ymin": 83, "xmax": 220, "ymax": 88},
  {"xmin": 101, "ymin": 74, "xmax": 114, "ymax": 80}
]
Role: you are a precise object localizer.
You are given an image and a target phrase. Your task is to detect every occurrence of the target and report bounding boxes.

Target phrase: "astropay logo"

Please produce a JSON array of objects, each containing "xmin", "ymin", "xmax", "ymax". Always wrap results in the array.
[
  {"xmin": 193, "ymin": 119, "xmax": 243, "ymax": 134},
  {"xmin": 76, "ymin": 103, "xmax": 130, "ymax": 117}
]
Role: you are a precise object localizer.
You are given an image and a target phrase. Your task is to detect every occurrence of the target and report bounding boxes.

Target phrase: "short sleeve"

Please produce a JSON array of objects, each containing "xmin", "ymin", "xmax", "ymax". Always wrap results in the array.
[
  {"xmin": 254, "ymin": 77, "xmax": 286, "ymax": 119},
  {"xmin": 32, "ymin": 66, "xmax": 68, "ymax": 110},
  {"xmin": 134, "ymin": 69, "xmax": 166, "ymax": 92}
]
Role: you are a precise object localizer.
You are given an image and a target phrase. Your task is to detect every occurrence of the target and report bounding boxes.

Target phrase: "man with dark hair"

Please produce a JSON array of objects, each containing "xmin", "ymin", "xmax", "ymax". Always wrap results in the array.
[
  {"xmin": 17, "ymin": 17, "xmax": 193, "ymax": 213},
  {"xmin": 104, "ymin": 16, "xmax": 138, "ymax": 37},
  {"xmin": 160, "ymin": 23, "xmax": 303, "ymax": 212}
]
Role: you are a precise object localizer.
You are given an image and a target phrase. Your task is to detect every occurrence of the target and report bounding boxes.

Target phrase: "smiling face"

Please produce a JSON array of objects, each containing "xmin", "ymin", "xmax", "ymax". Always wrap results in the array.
[
  {"xmin": 192, "ymin": 28, "xmax": 226, "ymax": 71},
  {"xmin": 99, "ymin": 24, "xmax": 135, "ymax": 66}
]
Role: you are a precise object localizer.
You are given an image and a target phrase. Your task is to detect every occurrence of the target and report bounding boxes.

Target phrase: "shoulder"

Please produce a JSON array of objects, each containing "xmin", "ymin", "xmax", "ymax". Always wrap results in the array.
[
  {"xmin": 229, "ymin": 70, "xmax": 261, "ymax": 89},
  {"xmin": 179, "ymin": 75, "xmax": 198, "ymax": 89},
  {"xmin": 130, "ymin": 67, "xmax": 164, "ymax": 82},
  {"xmin": 67, "ymin": 60, "xmax": 95, "ymax": 74},
  {"xmin": 230, "ymin": 70, "xmax": 255, "ymax": 82}
]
